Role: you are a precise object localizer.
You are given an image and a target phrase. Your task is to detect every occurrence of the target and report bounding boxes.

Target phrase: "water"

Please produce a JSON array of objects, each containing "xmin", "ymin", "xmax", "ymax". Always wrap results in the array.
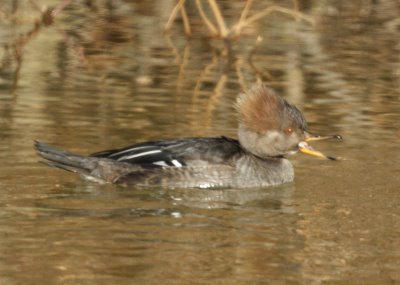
[{"xmin": 1, "ymin": 1, "xmax": 400, "ymax": 284}]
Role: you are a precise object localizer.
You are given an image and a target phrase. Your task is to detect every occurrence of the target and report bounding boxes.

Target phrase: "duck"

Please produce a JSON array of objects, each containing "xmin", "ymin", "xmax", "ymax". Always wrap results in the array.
[{"xmin": 35, "ymin": 84, "xmax": 341, "ymax": 188}]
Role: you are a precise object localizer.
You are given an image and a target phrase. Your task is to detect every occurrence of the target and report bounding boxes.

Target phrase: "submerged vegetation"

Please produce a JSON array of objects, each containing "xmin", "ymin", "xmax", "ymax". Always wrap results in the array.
[
  {"xmin": 0, "ymin": 0, "xmax": 400, "ymax": 118},
  {"xmin": 163, "ymin": 0, "xmax": 314, "ymax": 91},
  {"xmin": 165, "ymin": 0, "xmax": 313, "ymax": 39},
  {"xmin": 0, "ymin": 0, "xmax": 314, "ymax": 95}
]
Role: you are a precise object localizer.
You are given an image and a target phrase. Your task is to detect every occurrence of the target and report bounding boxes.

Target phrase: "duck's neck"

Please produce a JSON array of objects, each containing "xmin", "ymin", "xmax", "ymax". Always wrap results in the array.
[{"xmin": 237, "ymin": 126, "xmax": 284, "ymax": 158}]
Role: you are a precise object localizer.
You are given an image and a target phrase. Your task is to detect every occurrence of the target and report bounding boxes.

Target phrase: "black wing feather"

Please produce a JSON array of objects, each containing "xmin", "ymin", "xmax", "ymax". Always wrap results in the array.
[{"xmin": 91, "ymin": 137, "xmax": 241, "ymax": 168}]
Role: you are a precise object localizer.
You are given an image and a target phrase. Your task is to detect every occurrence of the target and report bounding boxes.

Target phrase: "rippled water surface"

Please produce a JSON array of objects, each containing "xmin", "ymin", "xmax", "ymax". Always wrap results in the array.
[{"xmin": 1, "ymin": 1, "xmax": 400, "ymax": 284}]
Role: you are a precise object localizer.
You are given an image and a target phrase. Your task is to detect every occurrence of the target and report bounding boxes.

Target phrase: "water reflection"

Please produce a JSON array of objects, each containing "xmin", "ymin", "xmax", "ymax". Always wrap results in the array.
[
  {"xmin": 163, "ymin": 184, "xmax": 295, "ymax": 211},
  {"xmin": 1, "ymin": 0, "xmax": 400, "ymax": 284},
  {"xmin": 23, "ymin": 182, "xmax": 296, "ymax": 216},
  {"xmin": 2, "ymin": 182, "xmax": 302, "ymax": 284}
]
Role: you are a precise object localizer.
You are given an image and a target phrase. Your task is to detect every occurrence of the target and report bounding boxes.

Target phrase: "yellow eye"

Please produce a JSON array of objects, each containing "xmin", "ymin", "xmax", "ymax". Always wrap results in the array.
[{"xmin": 285, "ymin": 128, "xmax": 293, "ymax": 134}]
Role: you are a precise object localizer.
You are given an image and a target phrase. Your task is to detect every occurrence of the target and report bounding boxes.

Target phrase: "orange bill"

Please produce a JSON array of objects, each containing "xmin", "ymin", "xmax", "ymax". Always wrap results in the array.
[{"xmin": 298, "ymin": 141, "xmax": 339, "ymax": 161}]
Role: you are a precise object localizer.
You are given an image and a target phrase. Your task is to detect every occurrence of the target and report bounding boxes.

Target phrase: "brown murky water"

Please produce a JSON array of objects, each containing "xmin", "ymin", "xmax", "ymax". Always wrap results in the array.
[{"xmin": 1, "ymin": 1, "xmax": 400, "ymax": 284}]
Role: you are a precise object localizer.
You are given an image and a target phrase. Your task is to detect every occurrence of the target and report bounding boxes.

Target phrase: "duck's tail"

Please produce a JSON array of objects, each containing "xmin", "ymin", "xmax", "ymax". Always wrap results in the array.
[{"xmin": 34, "ymin": 141, "xmax": 129, "ymax": 183}]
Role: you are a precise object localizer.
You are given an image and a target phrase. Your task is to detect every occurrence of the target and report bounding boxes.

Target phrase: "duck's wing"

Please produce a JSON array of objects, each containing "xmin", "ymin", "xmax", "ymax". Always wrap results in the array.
[{"xmin": 91, "ymin": 137, "xmax": 242, "ymax": 168}]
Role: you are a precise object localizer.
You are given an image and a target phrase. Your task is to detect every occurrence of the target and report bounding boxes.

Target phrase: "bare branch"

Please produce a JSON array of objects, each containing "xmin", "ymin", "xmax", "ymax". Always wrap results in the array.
[
  {"xmin": 180, "ymin": 3, "xmax": 192, "ymax": 36},
  {"xmin": 165, "ymin": 0, "xmax": 186, "ymax": 31},
  {"xmin": 207, "ymin": 0, "xmax": 228, "ymax": 38},
  {"xmin": 195, "ymin": 0, "xmax": 218, "ymax": 36}
]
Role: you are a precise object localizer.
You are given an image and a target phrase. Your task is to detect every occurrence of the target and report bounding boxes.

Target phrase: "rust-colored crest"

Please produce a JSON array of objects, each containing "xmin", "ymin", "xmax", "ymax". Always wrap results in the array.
[{"xmin": 236, "ymin": 85, "xmax": 302, "ymax": 133}]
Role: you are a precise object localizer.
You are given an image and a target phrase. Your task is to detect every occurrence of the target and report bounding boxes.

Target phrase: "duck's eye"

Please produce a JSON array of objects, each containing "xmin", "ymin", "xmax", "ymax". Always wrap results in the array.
[{"xmin": 285, "ymin": 128, "xmax": 293, "ymax": 134}]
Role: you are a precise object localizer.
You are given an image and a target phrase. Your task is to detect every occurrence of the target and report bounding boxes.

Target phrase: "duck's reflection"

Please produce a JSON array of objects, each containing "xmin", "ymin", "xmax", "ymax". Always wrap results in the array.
[{"xmin": 163, "ymin": 183, "xmax": 296, "ymax": 212}]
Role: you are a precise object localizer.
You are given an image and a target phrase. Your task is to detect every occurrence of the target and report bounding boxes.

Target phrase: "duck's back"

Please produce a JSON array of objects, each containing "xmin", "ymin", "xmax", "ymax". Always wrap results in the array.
[
  {"xmin": 35, "ymin": 137, "xmax": 293, "ymax": 188},
  {"xmin": 89, "ymin": 137, "xmax": 242, "ymax": 188},
  {"xmin": 92, "ymin": 137, "xmax": 241, "ymax": 166},
  {"xmin": 92, "ymin": 137, "xmax": 293, "ymax": 188}
]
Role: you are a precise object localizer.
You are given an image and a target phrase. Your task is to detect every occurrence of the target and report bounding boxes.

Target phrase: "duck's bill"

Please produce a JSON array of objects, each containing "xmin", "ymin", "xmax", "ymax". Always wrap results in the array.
[
  {"xmin": 304, "ymin": 132, "xmax": 342, "ymax": 142},
  {"xmin": 298, "ymin": 141, "xmax": 338, "ymax": 161}
]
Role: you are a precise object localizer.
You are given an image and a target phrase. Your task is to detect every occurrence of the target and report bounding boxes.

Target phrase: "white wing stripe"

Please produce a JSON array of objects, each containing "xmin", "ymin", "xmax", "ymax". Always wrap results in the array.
[
  {"xmin": 152, "ymin": 161, "xmax": 169, "ymax": 167},
  {"xmin": 171, "ymin": 159, "xmax": 183, "ymax": 167},
  {"xmin": 109, "ymin": 145, "xmax": 156, "ymax": 157},
  {"xmin": 117, "ymin": 149, "xmax": 162, "ymax": 161}
]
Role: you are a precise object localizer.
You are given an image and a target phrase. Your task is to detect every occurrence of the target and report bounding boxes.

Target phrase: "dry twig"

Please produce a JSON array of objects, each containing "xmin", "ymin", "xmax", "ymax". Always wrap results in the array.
[{"xmin": 195, "ymin": 0, "xmax": 218, "ymax": 36}]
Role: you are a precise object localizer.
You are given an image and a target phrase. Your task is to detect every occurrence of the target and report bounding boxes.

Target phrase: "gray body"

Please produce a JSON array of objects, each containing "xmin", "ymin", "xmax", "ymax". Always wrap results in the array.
[
  {"xmin": 34, "ymin": 85, "xmax": 319, "ymax": 189},
  {"xmin": 35, "ymin": 137, "xmax": 294, "ymax": 189}
]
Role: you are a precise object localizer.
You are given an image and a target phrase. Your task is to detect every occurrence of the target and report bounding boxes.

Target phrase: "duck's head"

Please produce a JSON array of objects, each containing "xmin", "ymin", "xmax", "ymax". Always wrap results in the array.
[{"xmin": 236, "ymin": 84, "xmax": 341, "ymax": 159}]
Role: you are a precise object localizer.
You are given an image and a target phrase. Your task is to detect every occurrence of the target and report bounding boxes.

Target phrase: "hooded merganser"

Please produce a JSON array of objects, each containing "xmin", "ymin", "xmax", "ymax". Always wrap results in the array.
[{"xmin": 35, "ymin": 84, "xmax": 341, "ymax": 188}]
